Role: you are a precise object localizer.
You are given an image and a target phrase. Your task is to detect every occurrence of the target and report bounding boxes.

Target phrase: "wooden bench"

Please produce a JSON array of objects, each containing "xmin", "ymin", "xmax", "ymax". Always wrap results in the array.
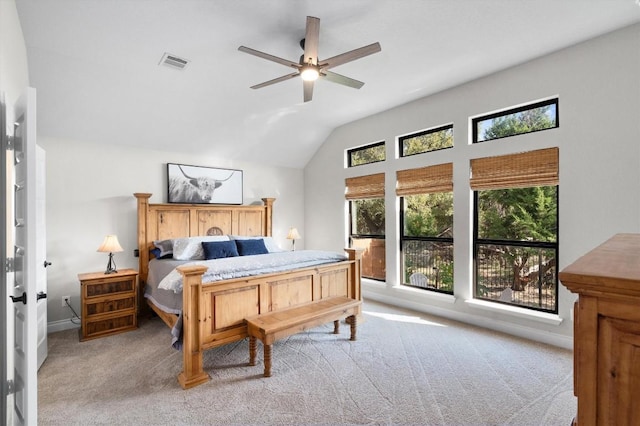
[{"xmin": 245, "ymin": 296, "xmax": 362, "ymax": 377}]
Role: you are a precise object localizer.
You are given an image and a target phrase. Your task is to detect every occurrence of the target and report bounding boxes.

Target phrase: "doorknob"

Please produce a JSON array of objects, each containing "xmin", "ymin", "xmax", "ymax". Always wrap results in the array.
[
  {"xmin": 10, "ymin": 291, "xmax": 27, "ymax": 305},
  {"xmin": 37, "ymin": 291, "xmax": 47, "ymax": 300},
  {"xmin": 43, "ymin": 260, "xmax": 52, "ymax": 268}
]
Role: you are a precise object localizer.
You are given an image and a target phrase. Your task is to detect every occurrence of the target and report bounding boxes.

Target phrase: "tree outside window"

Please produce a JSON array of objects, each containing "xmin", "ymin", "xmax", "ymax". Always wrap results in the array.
[
  {"xmin": 472, "ymin": 100, "xmax": 559, "ymax": 313},
  {"xmin": 473, "ymin": 99, "xmax": 558, "ymax": 143},
  {"xmin": 400, "ymin": 125, "xmax": 453, "ymax": 157},
  {"xmin": 350, "ymin": 198, "xmax": 385, "ymax": 280},
  {"xmin": 348, "ymin": 142, "xmax": 385, "ymax": 167},
  {"xmin": 402, "ymin": 192, "xmax": 453, "ymax": 293}
]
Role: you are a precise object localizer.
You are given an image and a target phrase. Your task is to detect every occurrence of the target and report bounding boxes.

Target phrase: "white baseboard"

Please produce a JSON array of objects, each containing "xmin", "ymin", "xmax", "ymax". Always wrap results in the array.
[
  {"xmin": 48, "ymin": 318, "xmax": 80, "ymax": 334},
  {"xmin": 363, "ymin": 289, "xmax": 573, "ymax": 350}
]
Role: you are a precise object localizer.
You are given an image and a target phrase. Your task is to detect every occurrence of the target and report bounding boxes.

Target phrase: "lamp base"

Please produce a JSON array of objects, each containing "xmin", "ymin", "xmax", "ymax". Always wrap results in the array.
[{"xmin": 104, "ymin": 253, "xmax": 118, "ymax": 274}]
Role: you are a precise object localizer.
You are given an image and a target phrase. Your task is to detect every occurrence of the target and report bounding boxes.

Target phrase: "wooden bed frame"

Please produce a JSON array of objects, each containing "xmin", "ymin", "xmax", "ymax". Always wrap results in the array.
[{"xmin": 134, "ymin": 193, "xmax": 362, "ymax": 389}]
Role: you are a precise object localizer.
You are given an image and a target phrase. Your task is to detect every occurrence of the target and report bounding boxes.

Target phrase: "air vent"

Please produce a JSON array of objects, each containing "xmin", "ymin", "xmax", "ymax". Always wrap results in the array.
[{"xmin": 159, "ymin": 53, "xmax": 189, "ymax": 70}]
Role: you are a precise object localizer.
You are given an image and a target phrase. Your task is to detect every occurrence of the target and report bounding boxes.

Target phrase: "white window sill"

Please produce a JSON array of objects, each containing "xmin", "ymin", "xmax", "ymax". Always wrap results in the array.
[
  {"xmin": 362, "ymin": 279, "xmax": 457, "ymax": 304},
  {"xmin": 465, "ymin": 298, "xmax": 563, "ymax": 326},
  {"xmin": 394, "ymin": 285, "xmax": 457, "ymax": 304},
  {"xmin": 362, "ymin": 278, "xmax": 386, "ymax": 287}
]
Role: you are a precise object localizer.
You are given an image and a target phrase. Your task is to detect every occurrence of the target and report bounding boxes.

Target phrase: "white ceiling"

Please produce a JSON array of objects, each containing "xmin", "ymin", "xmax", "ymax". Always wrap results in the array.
[{"xmin": 15, "ymin": 0, "xmax": 640, "ymax": 168}]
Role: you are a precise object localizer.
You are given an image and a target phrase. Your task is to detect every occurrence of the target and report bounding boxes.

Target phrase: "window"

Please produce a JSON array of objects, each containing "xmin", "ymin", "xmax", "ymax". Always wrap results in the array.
[
  {"xmin": 471, "ymin": 148, "xmax": 559, "ymax": 313},
  {"xmin": 397, "ymin": 163, "xmax": 453, "ymax": 293},
  {"xmin": 399, "ymin": 124, "xmax": 453, "ymax": 157},
  {"xmin": 346, "ymin": 174, "xmax": 385, "ymax": 280},
  {"xmin": 473, "ymin": 99, "xmax": 558, "ymax": 143},
  {"xmin": 347, "ymin": 141, "xmax": 385, "ymax": 167}
]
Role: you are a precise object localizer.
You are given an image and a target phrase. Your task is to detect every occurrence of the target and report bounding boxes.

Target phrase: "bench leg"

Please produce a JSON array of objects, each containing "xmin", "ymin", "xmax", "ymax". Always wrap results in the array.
[
  {"xmin": 248, "ymin": 336, "xmax": 256, "ymax": 366},
  {"xmin": 349, "ymin": 315, "xmax": 357, "ymax": 341},
  {"xmin": 264, "ymin": 344, "xmax": 272, "ymax": 377},
  {"xmin": 333, "ymin": 320, "xmax": 340, "ymax": 334}
]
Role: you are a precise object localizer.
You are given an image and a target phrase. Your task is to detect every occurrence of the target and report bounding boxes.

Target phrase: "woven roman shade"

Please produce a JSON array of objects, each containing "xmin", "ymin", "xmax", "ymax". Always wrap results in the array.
[
  {"xmin": 396, "ymin": 163, "xmax": 453, "ymax": 196},
  {"xmin": 345, "ymin": 173, "xmax": 385, "ymax": 200},
  {"xmin": 470, "ymin": 147, "xmax": 559, "ymax": 190}
]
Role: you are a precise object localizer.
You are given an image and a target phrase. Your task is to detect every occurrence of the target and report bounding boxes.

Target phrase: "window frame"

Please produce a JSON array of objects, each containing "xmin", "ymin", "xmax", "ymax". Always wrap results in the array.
[
  {"xmin": 347, "ymin": 141, "xmax": 386, "ymax": 167},
  {"xmin": 472, "ymin": 98, "xmax": 559, "ymax": 144},
  {"xmin": 349, "ymin": 199, "xmax": 386, "ymax": 281},
  {"xmin": 399, "ymin": 196, "xmax": 454, "ymax": 295},
  {"xmin": 399, "ymin": 124, "xmax": 454, "ymax": 158},
  {"xmin": 472, "ymin": 187, "xmax": 560, "ymax": 314}
]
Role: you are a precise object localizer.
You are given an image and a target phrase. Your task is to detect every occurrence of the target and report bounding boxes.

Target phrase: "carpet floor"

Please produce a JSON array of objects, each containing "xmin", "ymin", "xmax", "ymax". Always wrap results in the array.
[{"xmin": 38, "ymin": 300, "xmax": 576, "ymax": 425}]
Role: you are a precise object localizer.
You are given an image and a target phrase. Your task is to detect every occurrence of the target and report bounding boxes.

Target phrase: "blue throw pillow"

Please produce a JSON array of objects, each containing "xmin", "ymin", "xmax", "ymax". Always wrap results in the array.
[
  {"xmin": 150, "ymin": 247, "xmax": 173, "ymax": 259},
  {"xmin": 153, "ymin": 239, "xmax": 174, "ymax": 257},
  {"xmin": 202, "ymin": 240, "xmax": 239, "ymax": 260},
  {"xmin": 235, "ymin": 238, "xmax": 269, "ymax": 256}
]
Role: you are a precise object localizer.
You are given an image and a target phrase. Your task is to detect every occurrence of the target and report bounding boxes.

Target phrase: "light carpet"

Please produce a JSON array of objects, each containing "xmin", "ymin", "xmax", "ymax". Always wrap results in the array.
[{"xmin": 38, "ymin": 300, "xmax": 576, "ymax": 425}]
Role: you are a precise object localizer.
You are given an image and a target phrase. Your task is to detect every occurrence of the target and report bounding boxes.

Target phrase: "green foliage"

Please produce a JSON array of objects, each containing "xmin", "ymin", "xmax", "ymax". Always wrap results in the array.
[
  {"xmin": 435, "ymin": 262, "xmax": 454, "ymax": 291},
  {"xmin": 477, "ymin": 186, "xmax": 557, "ymax": 292},
  {"xmin": 478, "ymin": 187, "xmax": 557, "ymax": 242},
  {"xmin": 403, "ymin": 127, "xmax": 453, "ymax": 156},
  {"xmin": 481, "ymin": 105, "xmax": 556, "ymax": 141},
  {"xmin": 353, "ymin": 198, "xmax": 385, "ymax": 235},
  {"xmin": 350, "ymin": 143, "xmax": 385, "ymax": 166},
  {"xmin": 404, "ymin": 193, "xmax": 453, "ymax": 237}
]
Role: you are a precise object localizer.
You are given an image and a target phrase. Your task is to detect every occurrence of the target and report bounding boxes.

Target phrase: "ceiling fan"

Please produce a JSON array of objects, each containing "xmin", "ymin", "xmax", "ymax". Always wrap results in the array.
[{"xmin": 238, "ymin": 16, "xmax": 381, "ymax": 102}]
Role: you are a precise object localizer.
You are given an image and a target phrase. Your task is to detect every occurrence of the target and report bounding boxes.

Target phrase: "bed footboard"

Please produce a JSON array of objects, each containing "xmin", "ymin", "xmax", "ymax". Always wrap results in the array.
[
  {"xmin": 177, "ymin": 265, "xmax": 210, "ymax": 389},
  {"xmin": 175, "ymin": 249, "xmax": 362, "ymax": 389}
]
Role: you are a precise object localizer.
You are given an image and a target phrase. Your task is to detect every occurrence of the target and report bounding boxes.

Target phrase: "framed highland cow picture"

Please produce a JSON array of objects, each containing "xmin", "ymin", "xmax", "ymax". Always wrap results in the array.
[{"xmin": 167, "ymin": 163, "xmax": 243, "ymax": 204}]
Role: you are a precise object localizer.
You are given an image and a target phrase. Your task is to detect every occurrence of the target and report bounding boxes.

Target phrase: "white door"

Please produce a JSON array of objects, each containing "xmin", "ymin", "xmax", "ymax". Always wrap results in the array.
[
  {"xmin": 2, "ymin": 88, "xmax": 38, "ymax": 425},
  {"xmin": 36, "ymin": 146, "xmax": 47, "ymax": 370},
  {"xmin": 1, "ymin": 93, "xmax": 9, "ymax": 426}
]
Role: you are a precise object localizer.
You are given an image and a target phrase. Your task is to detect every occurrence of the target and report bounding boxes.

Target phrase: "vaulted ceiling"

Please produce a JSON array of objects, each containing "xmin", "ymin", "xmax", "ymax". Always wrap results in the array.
[{"xmin": 15, "ymin": 0, "xmax": 640, "ymax": 168}]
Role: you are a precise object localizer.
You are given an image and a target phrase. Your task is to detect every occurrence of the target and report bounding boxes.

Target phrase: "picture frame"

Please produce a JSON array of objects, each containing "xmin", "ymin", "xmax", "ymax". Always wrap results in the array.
[{"xmin": 167, "ymin": 163, "xmax": 243, "ymax": 205}]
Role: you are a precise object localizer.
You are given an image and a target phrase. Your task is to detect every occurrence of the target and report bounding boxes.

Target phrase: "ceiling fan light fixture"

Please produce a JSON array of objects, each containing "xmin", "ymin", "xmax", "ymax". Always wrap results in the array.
[
  {"xmin": 300, "ymin": 66, "xmax": 319, "ymax": 82},
  {"xmin": 239, "ymin": 16, "xmax": 381, "ymax": 101}
]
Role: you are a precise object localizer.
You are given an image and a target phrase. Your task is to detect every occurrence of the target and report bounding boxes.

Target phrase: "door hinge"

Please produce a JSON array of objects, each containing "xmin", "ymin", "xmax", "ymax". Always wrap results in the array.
[
  {"xmin": 4, "ymin": 380, "xmax": 15, "ymax": 395},
  {"xmin": 5, "ymin": 257, "xmax": 14, "ymax": 273},
  {"xmin": 6, "ymin": 135, "xmax": 14, "ymax": 150}
]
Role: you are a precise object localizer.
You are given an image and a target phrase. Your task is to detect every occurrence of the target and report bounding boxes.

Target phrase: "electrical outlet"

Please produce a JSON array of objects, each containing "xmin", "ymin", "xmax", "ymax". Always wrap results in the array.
[{"xmin": 62, "ymin": 295, "xmax": 70, "ymax": 307}]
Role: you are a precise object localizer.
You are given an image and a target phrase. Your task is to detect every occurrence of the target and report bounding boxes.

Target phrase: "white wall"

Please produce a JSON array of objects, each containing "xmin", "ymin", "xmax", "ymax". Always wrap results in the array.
[
  {"xmin": 0, "ymin": 0, "xmax": 29, "ymax": 114},
  {"xmin": 305, "ymin": 24, "xmax": 640, "ymax": 349},
  {"xmin": 41, "ymin": 137, "xmax": 304, "ymax": 328},
  {"xmin": 2, "ymin": 0, "xmax": 305, "ymax": 330}
]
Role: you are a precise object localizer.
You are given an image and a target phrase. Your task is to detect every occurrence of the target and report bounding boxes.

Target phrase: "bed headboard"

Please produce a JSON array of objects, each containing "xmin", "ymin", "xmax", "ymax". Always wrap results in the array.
[{"xmin": 133, "ymin": 193, "xmax": 275, "ymax": 284}]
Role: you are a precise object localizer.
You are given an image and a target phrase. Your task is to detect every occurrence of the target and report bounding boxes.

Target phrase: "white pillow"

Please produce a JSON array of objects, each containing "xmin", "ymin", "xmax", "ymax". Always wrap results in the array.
[
  {"xmin": 172, "ymin": 235, "xmax": 230, "ymax": 260},
  {"xmin": 229, "ymin": 235, "xmax": 285, "ymax": 253}
]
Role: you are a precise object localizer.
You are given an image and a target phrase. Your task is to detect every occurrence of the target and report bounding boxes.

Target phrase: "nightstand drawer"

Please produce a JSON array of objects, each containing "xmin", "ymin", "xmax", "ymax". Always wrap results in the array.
[
  {"xmin": 83, "ymin": 312, "xmax": 136, "ymax": 340},
  {"xmin": 83, "ymin": 276, "xmax": 135, "ymax": 298},
  {"xmin": 78, "ymin": 269, "xmax": 139, "ymax": 341},
  {"xmin": 85, "ymin": 295, "xmax": 136, "ymax": 316}
]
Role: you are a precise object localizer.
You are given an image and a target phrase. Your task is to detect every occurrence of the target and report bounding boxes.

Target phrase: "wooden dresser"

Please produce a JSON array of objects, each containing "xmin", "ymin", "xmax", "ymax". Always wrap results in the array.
[
  {"xmin": 559, "ymin": 233, "xmax": 640, "ymax": 426},
  {"xmin": 78, "ymin": 269, "xmax": 138, "ymax": 341}
]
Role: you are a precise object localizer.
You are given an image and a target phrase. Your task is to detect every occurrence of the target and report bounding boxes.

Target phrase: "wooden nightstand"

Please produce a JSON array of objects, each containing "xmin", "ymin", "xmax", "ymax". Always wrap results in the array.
[{"xmin": 78, "ymin": 268, "xmax": 138, "ymax": 341}]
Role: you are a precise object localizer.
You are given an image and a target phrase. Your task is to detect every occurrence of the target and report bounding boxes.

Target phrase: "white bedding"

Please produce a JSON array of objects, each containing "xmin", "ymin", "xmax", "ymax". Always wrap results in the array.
[{"xmin": 158, "ymin": 250, "xmax": 347, "ymax": 293}]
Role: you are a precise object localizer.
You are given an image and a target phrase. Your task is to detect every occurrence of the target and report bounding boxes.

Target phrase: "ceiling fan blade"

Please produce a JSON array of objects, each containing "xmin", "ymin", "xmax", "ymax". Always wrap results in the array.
[
  {"xmin": 303, "ymin": 16, "xmax": 320, "ymax": 65},
  {"xmin": 238, "ymin": 46, "xmax": 300, "ymax": 69},
  {"xmin": 321, "ymin": 71, "xmax": 364, "ymax": 89},
  {"xmin": 321, "ymin": 42, "xmax": 381, "ymax": 70},
  {"xmin": 303, "ymin": 79, "xmax": 314, "ymax": 102},
  {"xmin": 250, "ymin": 72, "xmax": 299, "ymax": 89}
]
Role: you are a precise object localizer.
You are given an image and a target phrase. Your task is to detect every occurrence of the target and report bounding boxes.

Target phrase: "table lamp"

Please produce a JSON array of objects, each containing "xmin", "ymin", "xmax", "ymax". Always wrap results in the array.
[
  {"xmin": 97, "ymin": 235, "xmax": 123, "ymax": 274},
  {"xmin": 286, "ymin": 227, "xmax": 301, "ymax": 251}
]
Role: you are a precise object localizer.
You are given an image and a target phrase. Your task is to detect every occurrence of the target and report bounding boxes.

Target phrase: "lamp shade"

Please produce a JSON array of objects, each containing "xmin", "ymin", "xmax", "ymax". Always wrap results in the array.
[
  {"xmin": 97, "ymin": 235, "xmax": 123, "ymax": 253},
  {"xmin": 286, "ymin": 228, "xmax": 301, "ymax": 240}
]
